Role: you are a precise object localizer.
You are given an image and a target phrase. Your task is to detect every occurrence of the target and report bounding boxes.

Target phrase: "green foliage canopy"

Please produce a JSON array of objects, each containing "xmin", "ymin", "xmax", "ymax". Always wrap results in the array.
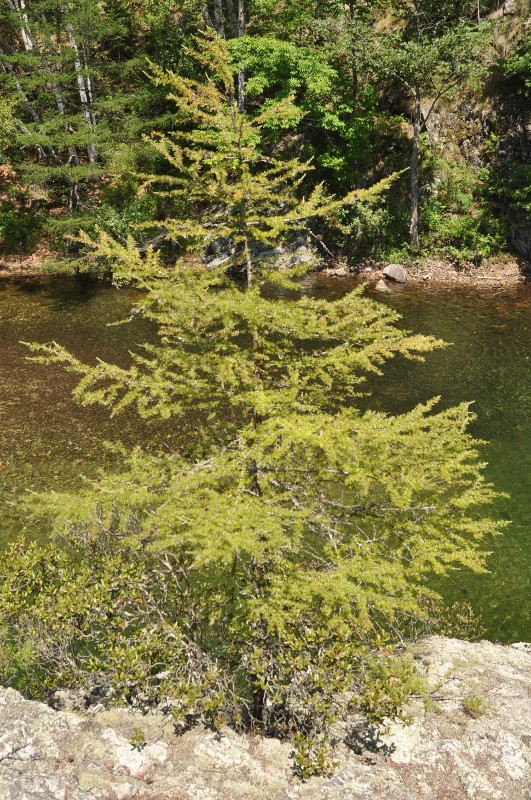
[
  {"xmin": 141, "ymin": 33, "xmax": 394, "ymax": 283},
  {"xmin": 16, "ymin": 242, "xmax": 501, "ymax": 730}
]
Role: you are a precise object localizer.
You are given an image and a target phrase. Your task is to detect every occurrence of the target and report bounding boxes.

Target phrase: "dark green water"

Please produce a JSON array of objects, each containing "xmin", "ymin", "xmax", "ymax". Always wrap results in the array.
[{"xmin": 1, "ymin": 274, "xmax": 530, "ymax": 642}]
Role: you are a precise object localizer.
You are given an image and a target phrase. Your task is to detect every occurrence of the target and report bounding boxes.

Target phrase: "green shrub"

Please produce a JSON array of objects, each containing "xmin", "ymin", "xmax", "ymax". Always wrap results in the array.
[
  {"xmin": 420, "ymin": 161, "xmax": 508, "ymax": 266},
  {"xmin": 425, "ymin": 212, "xmax": 507, "ymax": 267},
  {"xmin": 359, "ymin": 653, "xmax": 426, "ymax": 726},
  {"xmin": 462, "ymin": 693, "xmax": 489, "ymax": 719},
  {"xmin": 0, "ymin": 202, "xmax": 41, "ymax": 255}
]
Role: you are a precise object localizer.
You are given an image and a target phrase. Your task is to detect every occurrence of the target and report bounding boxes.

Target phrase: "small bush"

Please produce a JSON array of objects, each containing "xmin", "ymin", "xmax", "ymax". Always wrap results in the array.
[
  {"xmin": 0, "ymin": 202, "xmax": 41, "ymax": 254},
  {"xmin": 420, "ymin": 162, "xmax": 508, "ymax": 266},
  {"xmin": 462, "ymin": 693, "xmax": 489, "ymax": 719},
  {"xmin": 359, "ymin": 653, "xmax": 427, "ymax": 727},
  {"xmin": 426, "ymin": 212, "xmax": 507, "ymax": 267},
  {"xmin": 292, "ymin": 732, "xmax": 338, "ymax": 779}
]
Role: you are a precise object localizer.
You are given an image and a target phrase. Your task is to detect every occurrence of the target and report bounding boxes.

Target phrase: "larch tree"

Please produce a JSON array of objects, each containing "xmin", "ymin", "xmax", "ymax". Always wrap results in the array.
[
  {"xmin": 0, "ymin": 33, "xmax": 502, "ymax": 773},
  {"xmin": 141, "ymin": 33, "xmax": 393, "ymax": 285}
]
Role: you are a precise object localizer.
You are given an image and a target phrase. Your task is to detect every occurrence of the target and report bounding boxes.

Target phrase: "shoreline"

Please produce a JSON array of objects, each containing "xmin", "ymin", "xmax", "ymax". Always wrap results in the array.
[
  {"xmin": 1, "ymin": 252, "xmax": 530, "ymax": 291},
  {"xmin": 323, "ymin": 253, "xmax": 531, "ymax": 291}
]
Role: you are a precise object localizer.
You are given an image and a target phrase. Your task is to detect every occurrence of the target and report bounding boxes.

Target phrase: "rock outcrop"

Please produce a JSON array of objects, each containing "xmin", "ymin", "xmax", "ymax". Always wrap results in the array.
[
  {"xmin": 0, "ymin": 637, "xmax": 529, "ymax": 799},
  {"xmin": 204, "ymin": 234, "xmax": 318, "ymax": 271}
]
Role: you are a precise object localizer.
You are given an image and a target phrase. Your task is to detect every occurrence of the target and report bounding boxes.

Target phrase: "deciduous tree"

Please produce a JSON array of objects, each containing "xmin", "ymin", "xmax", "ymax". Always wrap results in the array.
[{"xmin": 382, "ymin": 1, "xmax": 488, "ymax": 248}]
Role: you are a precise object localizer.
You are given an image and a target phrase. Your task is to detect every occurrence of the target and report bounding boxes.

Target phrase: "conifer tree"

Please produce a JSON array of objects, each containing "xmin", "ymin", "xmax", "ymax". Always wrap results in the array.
[
  {"xmin": 0, "ymin": 0, "xmax": 136, "ymax": 212},
  {"xmin": 14, "ymin": 235, "xmax": 500, "ymax": 734},
  {"xmin": 142, "ymin": 33, "xmax": 392, "ymax": 285},
  {"xmin": 0, "ymin": 33, "xmax": 501, "ymax": 757}
]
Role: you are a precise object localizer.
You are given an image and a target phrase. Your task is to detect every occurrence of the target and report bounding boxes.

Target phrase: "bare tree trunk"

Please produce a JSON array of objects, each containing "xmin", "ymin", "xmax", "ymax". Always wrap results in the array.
[
  {"xmin": 69, "ymin": 181, "xmax": 79, "ymax": 210},
  {"xmin": 63, "ymin": 2, "xmax": 97, "ymax": 162},
  {"xmin": 225, "ymin": 0, "xmax": 238, "ymax": 35},
  {"xmin": 243, "ymin": 232, "xmax": 252, "ymax": 286},
  {"xmin": 81, "ymin": 39, "xmax": 94, "ymax": 104},
  {"xmin": 409, "ymin": 83, "xmax": 421, "ymax": 250},
  {"xmin": 38, "ymin": 12, "xmax": 80, "ymax": 168},
  {"xmin": 238, "ymin": 186, "xmax": 252, "ymax": 285},
  {"xmin": 11, "ymin": 0, "xmax": 34, "ymax": 49},
  {"xmin": 213, "ymin": 0, "xmax": 225, "ymax": 36},
  {"xmin": 206, "ymin": 0, "xmax": 243, "ymax": 110},
  {"xmin": 237, "ymin": 0, "xmax": 245, "ymax": 113},
  {"xmin": 201, "ymin": 1, "xmax": 214, "ymax": 28}
]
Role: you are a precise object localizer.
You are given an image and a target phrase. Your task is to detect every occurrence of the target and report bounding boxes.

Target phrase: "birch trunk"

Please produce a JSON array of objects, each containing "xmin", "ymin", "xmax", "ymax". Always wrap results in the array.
[
  {"xmin": 0, "ymin": 60, "xmax": 52, "ymax": 162},
  {"xmin": 63, "ymin": 2, "xmax": 97, "ymax": 163},
  {"xmin": 409, "ymin": 83, "xmax": 421, "ymax": 250},
  {"xmin": 81, "ymin": 39, "xmax": 95, "ymax": 105},
  {"xmin": 10, "ymin": 0, "xmax": 80, "ymax": 166},
  {"xmin": 237, "ymin": 0, "xmax": 245, "ymax": 113}
]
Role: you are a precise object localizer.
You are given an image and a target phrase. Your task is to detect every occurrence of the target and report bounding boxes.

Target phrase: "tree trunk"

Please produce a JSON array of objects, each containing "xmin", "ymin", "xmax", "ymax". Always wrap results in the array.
[
  {"xmin": 209, "ymin": 0, "xmax": 244, "ymax": 110},
  {"xmin": 63, "ymin": 2, "xmax": 97, "ymax": 163},
  {"xmin": 243, "ymin": 232, "xmax": 252, "ymax": 287},
  {"xmin": 226, "ymin": 0, "xmax": 238, "ymax": 35},
  {"xmin": 69, "ymin": 181, "xmax": 79, "ymax": 211},
  {"xmin": 237, "ymin": 0, "xmax": 245, "ymax": 112},
  {"xmin": 200, "ymin": 1, "xmax": 213, "ymax": 28},
  {"xmin": 409, "ymin": 83, "xmax": 421, "ymax": 250},
  {"xmin": 213, "ymin": 0, "xmax": 225, "ymax": 37},
  {"xmin": 251, "ymin": 684, "xmax": 265, "ymax": 723},
  {"xmin": 11, "ymin": 0, "xmax": 80, "ymax": 166},
  {"xmin": 348, "ymin": 1, "xmax": 358, "ymax": 103}
]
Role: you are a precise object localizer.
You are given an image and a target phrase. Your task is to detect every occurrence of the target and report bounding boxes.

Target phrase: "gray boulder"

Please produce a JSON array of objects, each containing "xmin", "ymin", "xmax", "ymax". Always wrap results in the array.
[
  {"xmin": 204, "ymin": 234, "xmax": 318, "ymax": 272},
  {"xmin": 383, "ymin": 263, "xmax": 408, "ymax": 283}
]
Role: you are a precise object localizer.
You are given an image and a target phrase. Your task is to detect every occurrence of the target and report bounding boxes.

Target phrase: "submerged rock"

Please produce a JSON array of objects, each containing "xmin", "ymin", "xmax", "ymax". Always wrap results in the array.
[
  {"xmin": 0, "ymin": 637, "xmax": 529, "ymax": 799},
  {"xmin": 383, "ymin": 263, "xmax": 408, "ymax": 283},
  {"xmin": 375, "ymin": 279, "xmax": 390, "ymax": 291}
]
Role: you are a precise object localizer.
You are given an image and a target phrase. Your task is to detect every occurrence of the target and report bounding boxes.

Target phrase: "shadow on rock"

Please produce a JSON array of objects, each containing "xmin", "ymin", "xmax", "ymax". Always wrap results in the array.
[{"xmin": 345, "ymin": 723, "xmax": 396, "ymax": 756}]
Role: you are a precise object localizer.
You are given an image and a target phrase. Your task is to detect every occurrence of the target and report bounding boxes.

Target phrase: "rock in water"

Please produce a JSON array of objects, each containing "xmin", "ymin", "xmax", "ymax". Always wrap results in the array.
[
  {"xmin": 383, "ymin": 263, "xmax": 407, "ymax": 283},
  {"xmin": 375, "ymin": 279, "xmax": 390, "ymax": 292}
]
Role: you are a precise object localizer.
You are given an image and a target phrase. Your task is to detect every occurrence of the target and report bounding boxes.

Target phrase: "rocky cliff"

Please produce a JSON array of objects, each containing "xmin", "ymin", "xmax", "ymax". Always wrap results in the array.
[{"xmin": 0, "ymin": 636, "xmax": 529, "ymax": 800}]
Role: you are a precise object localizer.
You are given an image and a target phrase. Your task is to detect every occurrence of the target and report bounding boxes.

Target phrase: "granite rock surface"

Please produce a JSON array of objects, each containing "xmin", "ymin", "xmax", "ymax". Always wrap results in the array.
[{"xmin": 0, "ymin": 636, "xmax": 529, "ymax": 800}]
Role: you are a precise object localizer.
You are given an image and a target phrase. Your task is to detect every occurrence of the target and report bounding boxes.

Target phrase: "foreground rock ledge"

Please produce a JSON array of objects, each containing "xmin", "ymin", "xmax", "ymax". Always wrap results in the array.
[{"xmin": 0, "ymin": 637, "xmax": 529, "ymax": 800}]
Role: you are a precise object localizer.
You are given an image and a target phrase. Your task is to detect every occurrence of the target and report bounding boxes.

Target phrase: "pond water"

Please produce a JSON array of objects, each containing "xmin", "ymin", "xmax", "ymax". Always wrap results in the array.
[{"xmin": 0, "ymin": 274, "xmax": 530, "ymax": 643}]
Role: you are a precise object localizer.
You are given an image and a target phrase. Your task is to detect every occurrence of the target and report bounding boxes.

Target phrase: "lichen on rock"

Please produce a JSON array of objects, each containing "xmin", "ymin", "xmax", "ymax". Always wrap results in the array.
[{"xmin": 0, "ymin": 637, "xmax": 529, "ymax": 799}]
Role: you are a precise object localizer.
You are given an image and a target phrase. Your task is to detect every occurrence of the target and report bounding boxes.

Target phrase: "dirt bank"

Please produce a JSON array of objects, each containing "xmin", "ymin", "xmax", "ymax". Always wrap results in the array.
[{"xmin": 0, "ymin": 250, "xmax": 58, "ymax": 280}]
